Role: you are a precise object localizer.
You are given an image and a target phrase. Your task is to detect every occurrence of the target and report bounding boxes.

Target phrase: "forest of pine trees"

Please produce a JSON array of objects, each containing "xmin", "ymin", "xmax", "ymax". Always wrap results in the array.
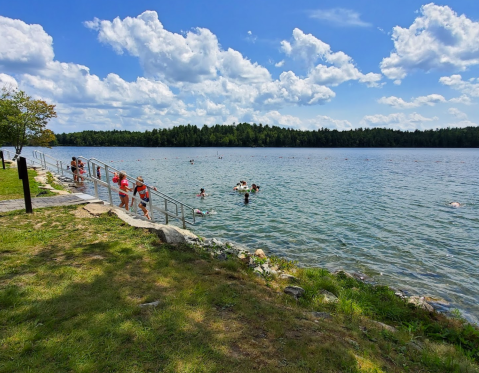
[{"xmin": 54, "ymin": 123, "xmax": 479, "ymax": 148}]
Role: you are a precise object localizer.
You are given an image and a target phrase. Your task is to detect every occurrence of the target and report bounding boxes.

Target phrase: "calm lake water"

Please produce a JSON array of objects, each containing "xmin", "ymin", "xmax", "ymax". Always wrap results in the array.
[{"xmin": 10, "ymin": 146, "xmax": 479, "ymax": 323}]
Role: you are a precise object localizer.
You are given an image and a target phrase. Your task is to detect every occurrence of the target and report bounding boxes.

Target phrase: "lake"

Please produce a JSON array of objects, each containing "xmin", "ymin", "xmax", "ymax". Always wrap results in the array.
[{"xmin": 8, "ymin": 146, "xmax": 479, "ymax": 323}]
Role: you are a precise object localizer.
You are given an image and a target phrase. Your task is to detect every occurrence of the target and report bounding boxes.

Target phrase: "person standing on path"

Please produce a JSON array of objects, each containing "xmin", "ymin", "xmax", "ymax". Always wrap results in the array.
[
  {"xmin": 131, "ymin": 176, "xmax": 157, "ymax": 219},
  {"xmin": 70, "ymin": 157, "xmax": 78, "ymax": 182},
  {"xmin": 117, "ymin": 172, "xmax": 132, "ymax": 211}
]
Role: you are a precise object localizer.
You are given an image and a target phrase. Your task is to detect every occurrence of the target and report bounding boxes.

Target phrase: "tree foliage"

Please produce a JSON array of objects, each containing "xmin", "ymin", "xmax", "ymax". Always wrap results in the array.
[
  {"xmin": 55, "ymin": 123, "xmax": 479, "ymax": 148},
  {"xmin": 0, "ymin": 88, "xmax": 57, "ymax": 158}
]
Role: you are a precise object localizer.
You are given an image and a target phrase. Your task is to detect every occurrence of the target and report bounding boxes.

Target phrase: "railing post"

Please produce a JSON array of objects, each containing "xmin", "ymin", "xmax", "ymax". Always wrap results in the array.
[
  {"xmin": 60, "ymin": 161, "xmax": 63, "ymax": 176},
  {"xmin": 181, "ymin": 205, "xmax": 185, "ymax": 229},
  {"xmin": 0, "ymin": 151, "xmax": 4, "ymax": 170},
  {"xmin": 56, "ymin": 160, "xmax": 60, "ymax": 174},
  {"xmin": 105, "ymin": 165, "xmax": 113, "ymax": 206},
  {"xmin": 164, "ymin": 200, "xmax": 169, "ymax": 224},
  {"xmin": 148, "ymin": 187, "xmax": 154, "ymax": 222},
  {"xmin": 17, "ymin": 157, "xmax": 32, "ymax": 213}
]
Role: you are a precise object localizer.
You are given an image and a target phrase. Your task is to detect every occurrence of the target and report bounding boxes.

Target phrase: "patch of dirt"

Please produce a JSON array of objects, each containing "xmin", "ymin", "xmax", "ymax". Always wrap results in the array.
[{"xmin": 70, "ymin": 209, "xmax": 95, "ymax": 219}]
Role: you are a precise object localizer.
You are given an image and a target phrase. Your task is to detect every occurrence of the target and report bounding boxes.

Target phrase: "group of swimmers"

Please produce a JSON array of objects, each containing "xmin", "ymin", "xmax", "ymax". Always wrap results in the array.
[{"xmin": 70, "ymin": 157, "xmax": 87, "ymax": 182}]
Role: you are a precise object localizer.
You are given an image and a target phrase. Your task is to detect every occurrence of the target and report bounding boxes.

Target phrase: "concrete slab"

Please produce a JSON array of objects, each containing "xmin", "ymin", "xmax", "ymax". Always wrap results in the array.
[{"xmin": 111, "ymin": 208, "xmax": 197, "ymax": 244}]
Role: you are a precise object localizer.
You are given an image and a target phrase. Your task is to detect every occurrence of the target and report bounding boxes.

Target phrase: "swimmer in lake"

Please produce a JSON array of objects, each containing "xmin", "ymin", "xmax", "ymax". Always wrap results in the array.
[
  {"xmin": 244, "ymin": 192, "xmax": 249, "ymax": 204},
  {"xmin": 199, "ymin": 188, "xmax": 206, "ymax": 197},
  {"xmin": 194, "ymin": 209, "xmax": 210, "ymax": 216},
  {"xmin": 449, "ymin": 202, "xmax": 461, "ymax": 208}
]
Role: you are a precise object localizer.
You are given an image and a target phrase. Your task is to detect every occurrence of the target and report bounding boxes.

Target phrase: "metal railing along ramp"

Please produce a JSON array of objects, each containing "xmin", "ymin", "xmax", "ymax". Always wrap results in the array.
[{"xmin": 1, "ymin": 148, "xmax": 196, "ymax": 228}]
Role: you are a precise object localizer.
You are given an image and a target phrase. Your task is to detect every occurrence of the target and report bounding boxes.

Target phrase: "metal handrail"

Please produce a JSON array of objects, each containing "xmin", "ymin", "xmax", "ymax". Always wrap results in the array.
[{"xmin": 29, "ymin": 150, "xmax": 196, "ymax": 228}]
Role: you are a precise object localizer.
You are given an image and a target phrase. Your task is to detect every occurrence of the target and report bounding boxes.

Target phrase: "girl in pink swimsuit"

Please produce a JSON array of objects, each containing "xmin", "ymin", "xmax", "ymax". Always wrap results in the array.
[{"xmin": 117, "ymin": 172, "xmax": 132, "ymax": 210}]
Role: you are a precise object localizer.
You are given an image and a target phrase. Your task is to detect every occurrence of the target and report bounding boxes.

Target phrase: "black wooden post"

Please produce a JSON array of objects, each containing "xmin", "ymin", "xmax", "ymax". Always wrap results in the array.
[
  {"xmin": 0, "ymin": 151, "xmax": 4, "ymax": 170},
  {"xmin": 17, "ymin": 157, "xmax": 33, "ymax": 213}
]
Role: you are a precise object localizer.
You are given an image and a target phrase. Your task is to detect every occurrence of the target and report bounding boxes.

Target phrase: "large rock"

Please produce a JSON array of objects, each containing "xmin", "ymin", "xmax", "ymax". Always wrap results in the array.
[
  {"xmin": 152, "ymin": 225, "xmax": 187, "ymax": 244},
  {"xmin": 284, "ymin": 286, "xmax": 305, "ymax": 299}
]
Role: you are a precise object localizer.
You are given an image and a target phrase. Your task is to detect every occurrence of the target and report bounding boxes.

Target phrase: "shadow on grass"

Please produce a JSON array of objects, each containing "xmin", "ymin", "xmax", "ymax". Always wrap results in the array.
[{"xmin": 1, "ymin": 239, "xmax": 363, "ymax": 373}]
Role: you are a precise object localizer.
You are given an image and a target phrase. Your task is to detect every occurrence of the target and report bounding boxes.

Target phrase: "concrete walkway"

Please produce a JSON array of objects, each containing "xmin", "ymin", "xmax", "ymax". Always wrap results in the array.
[{"xmin": 0, "ymin": 193, "xmax": 101, "ymax": 213}]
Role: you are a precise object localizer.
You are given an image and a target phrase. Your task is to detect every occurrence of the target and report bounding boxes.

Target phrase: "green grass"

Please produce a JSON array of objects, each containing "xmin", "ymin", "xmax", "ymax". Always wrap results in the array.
[
  {"xmin": 0, "ymin": 167, "xmax": 56, "ymax": 200},
  {"xmin": 46, "ymin": 171, "xmax": 66, "ymax": 191},
  {"xmin": 0, "ymin": 206, "xmax": 478, "ymax": 372}
]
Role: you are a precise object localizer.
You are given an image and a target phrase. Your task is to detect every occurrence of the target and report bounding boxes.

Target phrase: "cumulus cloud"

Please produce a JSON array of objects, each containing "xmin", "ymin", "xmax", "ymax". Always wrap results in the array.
[
  {"xmin": 0, "ymin": 16, "xmax": 54, "ymax": 73},
  {"xmin": 281, "ymin": 28, "xmax": 382, "ymax": 87},
  {"xmin": 448, "ymin": 107, "xmax": 468, "ymax": 120},
  {"xmin": 85, "ymin": 11, "xmax": 270, "ymax": 84},
  {"xmin": 380, "ymin": 3, "xmax": 479, "ymax": 81},
  {"xmin": 360, "ymin": 112, "xmax": 439, "ymax": 131},
  {"xmin": 449, "ymin": 94, "xmax": 472, "ymax": 105},
  {"xmin": 275, "ymin": 60, "xmax": 285, "ymax": 67},
  {"xmin": 378, "ymin": 94, "xmax": 446, "ymax": 109},
  {"xmin": 309, "ymin": 8, "xmax": 371, "ymax": 27},
  {"xmin": 0, "ymin": 73, "xmax": 18, "ymax": 89},
  {"xmin": 439, "ymin": 74, "xmax": 479, "ymax": 97}
]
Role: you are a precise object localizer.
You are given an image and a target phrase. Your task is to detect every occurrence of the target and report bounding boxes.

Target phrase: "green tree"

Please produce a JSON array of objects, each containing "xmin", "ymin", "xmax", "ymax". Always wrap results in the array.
[{"xmin": 0, "ymin": 88, "xmax": 57, "ymax": 159}]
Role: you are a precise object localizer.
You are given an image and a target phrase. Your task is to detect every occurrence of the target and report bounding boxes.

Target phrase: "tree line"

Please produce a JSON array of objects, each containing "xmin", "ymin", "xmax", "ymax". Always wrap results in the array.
[{"xmin": 54, "ymin": 123, "xmax": 479, "ymax": 148}]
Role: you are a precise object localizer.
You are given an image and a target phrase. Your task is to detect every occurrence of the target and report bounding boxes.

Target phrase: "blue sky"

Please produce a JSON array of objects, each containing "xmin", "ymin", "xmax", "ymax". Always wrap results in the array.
[{"xmin": 1, "ymin": 0, "xmax": 478, "ymax": 133}]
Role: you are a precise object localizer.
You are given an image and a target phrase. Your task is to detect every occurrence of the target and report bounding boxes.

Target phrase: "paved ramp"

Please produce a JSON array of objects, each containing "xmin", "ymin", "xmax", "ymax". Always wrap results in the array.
[{"xmin": 0, "ymin": 193, "xmax": 101, "ymax": 213}]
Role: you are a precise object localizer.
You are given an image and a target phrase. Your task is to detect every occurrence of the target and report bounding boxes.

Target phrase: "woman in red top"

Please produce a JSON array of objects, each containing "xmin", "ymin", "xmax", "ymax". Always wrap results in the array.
[{"xmin": 117, "ymin": 172, "xmax": 132, "ymax": 210}]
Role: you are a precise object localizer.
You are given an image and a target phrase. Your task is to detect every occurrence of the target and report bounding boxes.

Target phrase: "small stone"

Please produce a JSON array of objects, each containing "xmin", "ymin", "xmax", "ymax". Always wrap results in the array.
[
  {"xmin": 237, "ymin": 253, "xmax": 246, "ymax": 259},
  {"xmin": 254, "ymin": 249, "xmax": 266, "ymax": 259},
  {"xmin": 310, "ymin": 311, "xmax": 333, "ymax": 320},
  {"xmin": 212, "ymin": 238, "xmax": 223, "ymax": 246},
  {"xmin": 345, "ymin": 338, "xmax": 359, "ymax": 349},
  {"xmin": 408, "ymin": 296, "xmax": 434, "ymax": 312},
  {"xmin": 140, "ymin": 300, "xmax": 160, "ymax": 307},
  {"xmin": 284, "ymin": 286, "xmax": 305, "ymax": 299},
  {"xmin": 319, "ymin": 289, "xmax": 338, "ymax": 303},
  {"xmin": 333, "ymin": 270, "xmax": 354, "ymax": 279},
  {"xmin": 369, "ymin": 320, "xmax": 397, "ymax": 333},
  {"xmin": 279, "ymin": 274, "xmax": 297, "ymax": 281},
  {"xmin": 217, "ymin": 252, "xmax": 227, "ymax": 261}
]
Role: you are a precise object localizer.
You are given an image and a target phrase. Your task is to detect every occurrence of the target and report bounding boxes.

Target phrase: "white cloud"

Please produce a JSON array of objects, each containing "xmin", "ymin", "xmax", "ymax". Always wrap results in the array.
[
  {"xmin": 449, "ymin": 94, "xmax": 472, "ymax": 105},
  {"xmin": 303, "ymin": 115, "xmax": 352, "ymax": 131},
  {"xmin": 439, "ymin": 74, "xmax": 479, "ymax": 97},
  {"xmin": 86, "ymin": 11, "xmax": 270, "ymax": 84},
  {"xmin": 275, "ymin": 60, "xmax": 285, "ymax": 67},
  {"xmin": 381, "ymin": 3, "xmax": 479, "ymax": 81},
  {"xmin": 360, "ymin": 112, "xmax": 439, "ymax": 131},
  {"xmin": 281, "ymin": 28, "xmax": 382, "ymax": 87},
  {"xmin": 0, "ymin": 16, "xmax": 54, "ymax": 73},
  {"xmin": 378, "ymin": 94, "xmax": 446, "ymax": 109},
  {"xmin": 0, "ymin": 73, "xmax": 18, "ymax": 89},
  {"xmin": 446, "ymin": 120, "xmax": 477, "ymax": 128},
  {"xmin": 448, "ymin": 107, "xmax": 468, "ymax": 120},
  {"xmin": 309, "ymin": 8, "xmax": 371, "ymax": 27}
]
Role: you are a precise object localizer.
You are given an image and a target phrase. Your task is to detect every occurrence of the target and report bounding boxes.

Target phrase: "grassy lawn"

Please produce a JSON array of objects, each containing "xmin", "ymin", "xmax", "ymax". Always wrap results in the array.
[
  {"xmin": 0, "ymin": 206, "xmax": 478, "ymax": 372},
  {"xmin": 0, "ymin": 167, "xmax": 56, "ymax": 201}
]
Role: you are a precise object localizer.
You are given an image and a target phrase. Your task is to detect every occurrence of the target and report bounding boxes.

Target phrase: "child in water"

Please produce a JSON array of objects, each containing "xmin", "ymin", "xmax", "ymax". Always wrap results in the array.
[
  {"xmin": 244, "ymin": 192, "xmax": 249, "ymax": 204},
  {"xmin": 199, "ymin": 188, "xmax": 206, "ymax": 197},
  {"xmin": 194, "ymin": 209, "xmax": 210, "ymax": 216},
  {"xmin": 131, "ymin": 176, "xmax": 157, "ymax": 220}
]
